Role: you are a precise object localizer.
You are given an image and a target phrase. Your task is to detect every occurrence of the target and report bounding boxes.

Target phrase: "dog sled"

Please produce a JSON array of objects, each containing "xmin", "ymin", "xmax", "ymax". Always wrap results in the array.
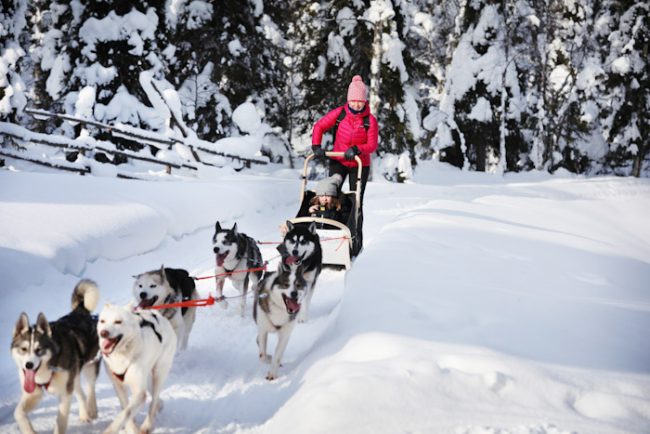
[{"xmin": 286, "ymin": 152, "xmax": 363, "ymax": 269}]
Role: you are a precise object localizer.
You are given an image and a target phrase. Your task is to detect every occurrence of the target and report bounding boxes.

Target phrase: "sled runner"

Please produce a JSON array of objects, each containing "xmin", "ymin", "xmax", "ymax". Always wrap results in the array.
[{"xmin": 286, "ymin": 152, "xmax": 363, "ymax": 269}]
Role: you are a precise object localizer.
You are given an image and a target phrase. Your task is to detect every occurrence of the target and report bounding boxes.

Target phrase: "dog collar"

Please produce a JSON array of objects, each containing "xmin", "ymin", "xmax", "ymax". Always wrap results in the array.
[
  {"xmin": 112, "ymin": 367, "xmax": 128, "ymax": 383},
  {"xmin": 37, "ymin": 373, "xmax": 53, "ymax": 391}
]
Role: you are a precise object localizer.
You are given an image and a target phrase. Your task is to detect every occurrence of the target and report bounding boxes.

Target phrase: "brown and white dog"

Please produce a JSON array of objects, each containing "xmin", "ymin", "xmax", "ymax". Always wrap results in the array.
[
  {"xmin": 133, "ymin": 265, "xmax": 199, "ymax": 351},
  {"xmin": 254, "ymin": 263, "xmax": 307, "ymax": 380},
  {"xmin": 11, "ymin": 280, "xmax": 101, "ymax": 434}
]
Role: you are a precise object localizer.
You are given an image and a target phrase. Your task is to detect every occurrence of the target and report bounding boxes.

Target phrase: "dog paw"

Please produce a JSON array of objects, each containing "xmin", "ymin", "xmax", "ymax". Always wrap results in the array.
[
  {"xmin": 79, "ymin": 412, "xmax": 92, "ymax": 423},
  {"xmin": 266, "ymin": 372, "xmax": 277, "ymax": 381},
  {"xmin": 126, "ymin": 420, "xmax": 139, "ymax": 433},
  {"xmin": 139, "ymin": 420, "xmax": 153, "ymax": 434},
  {"xmin": 87, "ymin": 405, "xmax": 98, "ymax": 420}
]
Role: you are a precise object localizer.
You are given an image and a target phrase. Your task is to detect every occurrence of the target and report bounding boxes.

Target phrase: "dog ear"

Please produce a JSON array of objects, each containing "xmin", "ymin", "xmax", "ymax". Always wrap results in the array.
[
  {"xmin": 308, "ymin": 222, "xmax": 316, "ymax": 234},
  {"xmin": 35, "ymin": 312, "xmax": 51, "ymax": 337},
  {"xmin": 286, "ymin": 221, "xmax": 294, "ymax": 232},
  {"xmin": 14, "ymin": 312, "xmax": 30, "ymax": 338},
  {"xmin": 215, "ymin": 221, "xmax": 222, "ymax": 232},
  {"xmin": 160, "ymin": 264, "xmax": 167, "ymax": 282},
  {"xmin": 231, "ymin": 222, "xmax": 238, "ymax": 234}
]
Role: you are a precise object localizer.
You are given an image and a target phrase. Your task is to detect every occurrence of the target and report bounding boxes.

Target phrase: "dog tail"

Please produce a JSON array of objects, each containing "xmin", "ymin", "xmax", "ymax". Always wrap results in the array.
[{"xmin": 71, "ymin": 279, "xmax": 100, "ymax": 312}]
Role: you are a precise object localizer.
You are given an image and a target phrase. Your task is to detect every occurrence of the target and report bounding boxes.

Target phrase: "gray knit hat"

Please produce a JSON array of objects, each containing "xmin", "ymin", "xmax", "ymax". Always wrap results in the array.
[{"xmin": 315, "ymin": 174, "xmax": 343, "ymax": 196}]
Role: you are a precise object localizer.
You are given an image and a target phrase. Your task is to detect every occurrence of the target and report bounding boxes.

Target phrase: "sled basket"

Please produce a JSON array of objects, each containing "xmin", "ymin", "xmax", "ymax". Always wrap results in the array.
[{"xmin": 286, "ymin": 152, "xmax": 363, "ymax": 269}]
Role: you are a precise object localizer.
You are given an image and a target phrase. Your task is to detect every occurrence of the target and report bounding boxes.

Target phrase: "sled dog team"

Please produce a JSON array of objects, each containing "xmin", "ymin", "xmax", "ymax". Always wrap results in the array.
[{"xmin": 10, "ymin": 220, "xmax": 323, "ymax": 434}]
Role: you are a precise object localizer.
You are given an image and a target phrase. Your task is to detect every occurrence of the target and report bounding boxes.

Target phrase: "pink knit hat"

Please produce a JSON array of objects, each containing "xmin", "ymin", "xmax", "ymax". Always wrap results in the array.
[{"xmin": 347, "ymin": 75, "xmax": 367, "ymax": 102}]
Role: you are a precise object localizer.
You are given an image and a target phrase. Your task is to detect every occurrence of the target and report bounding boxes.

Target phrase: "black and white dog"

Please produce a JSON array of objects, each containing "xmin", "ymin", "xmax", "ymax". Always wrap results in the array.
[
  {"xmin": 133, "ymin": 265, "xmax": 198, "ymax": 351},
  {"xmin": 98, "ymin": 303, "xmax": 176, "ymax": 434},
  {"xmin": 277, "ymin": 221, "xmax": 322, "ymax": 322},
  {"xmin": 11, "ymin": 280, "xmax": 101, "ymax": 434},
  {"xmin": 212, "ymin": 221, "xmax": 264, "ymax": 316},
  {"xmin": 254, "ymin": 263, "xmax": 307, "ymax": 380}
]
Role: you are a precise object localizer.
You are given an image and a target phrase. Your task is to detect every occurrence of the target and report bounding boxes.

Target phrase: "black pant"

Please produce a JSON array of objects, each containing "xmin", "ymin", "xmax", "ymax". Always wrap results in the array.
[
  {"xmin": 328, "ymin": 159, "xmax": 370, "ymax": 206},
  {"xmin": 329, "ymin": 159, "xmax": 369, "ymax": 254}
]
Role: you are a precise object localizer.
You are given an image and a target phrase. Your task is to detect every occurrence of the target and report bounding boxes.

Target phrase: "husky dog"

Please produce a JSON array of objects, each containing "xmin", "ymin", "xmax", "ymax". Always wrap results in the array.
[
  {"xmin": 277, "ymin": 221, "xmax": 322, "ymax": 322},
  {"xmin": 212, "ymin": 221, "xmax": 264, "ymax": 316},
  {"xmin": 254, "ymin": 264, "xmax": 307, "ymax": 380},
  {"xmin": 98, "ymin": 304, "xmax": 176, "ymax": 434},
  {"xmin": 133, "ymin": 265, "xmax": 198, "ymax": 351},
  {"xmin": 11, "ymin": 280, "xmax": 101, "ymax": 434}
]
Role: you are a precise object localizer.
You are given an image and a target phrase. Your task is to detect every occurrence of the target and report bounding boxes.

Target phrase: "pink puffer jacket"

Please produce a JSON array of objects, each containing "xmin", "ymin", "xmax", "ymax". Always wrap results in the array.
[{"xmin": 312, "ymin": 104, "xmax": 378, "ymax": 168}]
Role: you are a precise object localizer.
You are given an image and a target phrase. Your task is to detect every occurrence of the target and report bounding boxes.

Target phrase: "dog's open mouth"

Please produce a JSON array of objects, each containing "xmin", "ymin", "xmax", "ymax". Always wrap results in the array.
[
  {"xmin": 137, "ymin": 295, "xmax": 158, "ymax": 308},
  {"xmin": 216, "ymin": 252, "xmax": 229, "ymax": 267},
  {"xmin": 284, "ymin": 255, "xmax": 302, "ymax": 266},
  {"xmin": 22, "ymin": 364, "xmax": 40, "ymax": 394},
  {"xmin": 101, "ymin": 334, "xmax": 123, "ymax": 355},
  {"xmin": 282, "ymin": 294, "xmax": 301, "ymax": 314}
]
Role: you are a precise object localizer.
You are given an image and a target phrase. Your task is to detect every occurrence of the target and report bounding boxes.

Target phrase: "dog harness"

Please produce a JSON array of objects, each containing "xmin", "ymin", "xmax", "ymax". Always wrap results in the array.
[
  {"xmin": 112, "ymin": 369, "xmax": 127, "ymax": 382},
  {"xmin": 133, "ymin": 311, "xmax": 163, "ymax": 343},
  {"xmin": 36, "ymin": 372, "xmax": 53, "ymax": 391}
]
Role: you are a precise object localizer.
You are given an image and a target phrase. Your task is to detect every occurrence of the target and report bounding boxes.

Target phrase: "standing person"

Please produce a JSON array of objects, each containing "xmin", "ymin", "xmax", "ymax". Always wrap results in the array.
[{"xmin": 311, "ymin": 75, "xmax": 378, "ymax": 207}]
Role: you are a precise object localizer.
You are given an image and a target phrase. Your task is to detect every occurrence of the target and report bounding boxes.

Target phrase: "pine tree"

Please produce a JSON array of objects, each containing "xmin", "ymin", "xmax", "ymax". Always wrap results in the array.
[
  {"xmin": 439, "ymin": 1, "xmax": 525, "ymax": 172},
  {"xmin": 600, "ymin": 1, "xmax": 649, "ymax": 176},
  {"xmin": 0, "ymin": 0, "xmax": 28, "ymax": 124}
]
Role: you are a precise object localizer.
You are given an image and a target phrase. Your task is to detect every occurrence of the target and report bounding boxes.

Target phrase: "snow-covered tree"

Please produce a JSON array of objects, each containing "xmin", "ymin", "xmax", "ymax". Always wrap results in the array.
[
  {"xmin": 599, "ymin": 1, "xmax": 649, "ymax": 177},
  {"xmin": 438, "ymin": 2, "xmax": 524, "ymax": 172},
  {"xmin": 0, "ymin": 0, "xmax": 28, "ymax": 124}
]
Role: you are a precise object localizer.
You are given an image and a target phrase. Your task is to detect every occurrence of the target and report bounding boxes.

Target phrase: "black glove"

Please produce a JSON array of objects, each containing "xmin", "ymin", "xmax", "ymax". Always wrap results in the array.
[
  {"xmin": 311, "ymin": 145, "xmax": 326, "ymax": 160},
  {"xmin": 344, "ymin": 146, "xmax": 360, "ymax": 161}
]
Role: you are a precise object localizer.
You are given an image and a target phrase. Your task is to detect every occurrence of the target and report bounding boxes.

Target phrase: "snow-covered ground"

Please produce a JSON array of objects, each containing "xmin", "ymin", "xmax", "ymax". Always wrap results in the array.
[{"xmin": 1, "ymin": 162, "xmax": 649, "ymax": 433}]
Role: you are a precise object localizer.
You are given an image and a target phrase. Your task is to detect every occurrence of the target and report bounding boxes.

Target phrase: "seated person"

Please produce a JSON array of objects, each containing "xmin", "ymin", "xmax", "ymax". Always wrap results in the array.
[
  {"xmin": 280, "ymin": 174, "xmax": 351, "ymax": 235},
  {"xmin": 308, "ymin": 174, "xmax": 346, "ymax": 220}
]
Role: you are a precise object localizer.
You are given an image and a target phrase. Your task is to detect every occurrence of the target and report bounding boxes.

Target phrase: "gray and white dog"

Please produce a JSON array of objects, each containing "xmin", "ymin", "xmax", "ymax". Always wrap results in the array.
[
  {"xmin": 212, "ymin": 221, "xmax": 264, "ymax": 316},
  {"xmin": 254, "ymin": 264, "xmax": 307, "ymax": 380},
  {"xmin": 98, "ymin": 303, "xmax": 176, "ymax": 434},
  {"xmin": 11, "ymin": 280, "xmax": 101, "ymax": 434},
  {"xmin": 277, "ymin": 221, "xmax": 322, "ymax": 322},
  {"xmin": 133, "ymin": 265, "xmax": 198, "ymax": 351}
]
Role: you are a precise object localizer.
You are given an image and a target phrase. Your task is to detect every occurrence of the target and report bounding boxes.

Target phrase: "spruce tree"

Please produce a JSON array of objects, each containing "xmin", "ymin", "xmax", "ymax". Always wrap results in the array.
[{"xmin": 0, "ymin": 0, "xmax": 28, "ymax": 124}]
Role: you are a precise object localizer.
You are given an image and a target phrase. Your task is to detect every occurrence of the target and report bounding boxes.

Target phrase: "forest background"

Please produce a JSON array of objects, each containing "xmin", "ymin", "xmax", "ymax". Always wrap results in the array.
[{"xmin": 1, "ymin": 0, "xmax": 648, "ymax": 179}]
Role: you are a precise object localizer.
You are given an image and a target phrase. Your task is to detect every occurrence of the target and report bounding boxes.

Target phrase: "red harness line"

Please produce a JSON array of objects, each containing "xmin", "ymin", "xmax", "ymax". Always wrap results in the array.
[
  {"xmin": 144, "ymin": 295, "xmax": 217, "ymax": 310},
  {"xmin": 143, "ymin": 233, "xmax": 347, "ymax": 312}
]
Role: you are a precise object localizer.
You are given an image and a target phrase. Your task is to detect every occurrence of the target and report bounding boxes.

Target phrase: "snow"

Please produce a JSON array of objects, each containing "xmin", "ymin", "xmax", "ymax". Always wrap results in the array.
[
  {"xmin": 232, "ymin": 103, "xmax": 262, "ymax": 134},
  {"xmin": 78, "ymin": 9, "xmax": 158, "ymax": 62},
  {"xmin": 45, "ymin": 54, "xmax": 70, "ymax": 99},
  {"xmin": 228, "ymin": 38, "xmax": 244, "ymax": 57},
  {"xmin": 327, "ymin": 32, "xmax": 350, "ymax": 67},
  {"xmin": 611, "ymin": 56, "xmax": 631, "ymax": 75},
  {"xmin": 74, "ymin": 86, "xmax": 96, "ymax": 119},
  {"xmin": 184, "ymin": 1, "xmax": 214, "ymax": 30},
  {"xmin": 1, "ymin": 164, "xmax": 649, "ymax": 433},
  {"xmin": 468, "ymin": 96, "xmax": 493, "ymax": 122}
]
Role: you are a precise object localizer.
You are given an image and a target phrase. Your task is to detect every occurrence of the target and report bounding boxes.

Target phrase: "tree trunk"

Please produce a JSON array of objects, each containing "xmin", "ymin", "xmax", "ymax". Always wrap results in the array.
[
  {"xmin": 632, "ymin": 144, "xmax": 646, "ymax": 177},
  {"xmin": 369, "ymin": 20, "xmax": 382, "ymax": 116}
]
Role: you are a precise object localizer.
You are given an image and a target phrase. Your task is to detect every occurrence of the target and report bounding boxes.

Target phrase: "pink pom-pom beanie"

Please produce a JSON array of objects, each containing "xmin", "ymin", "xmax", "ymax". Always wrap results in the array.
[{"xmin": 347, "ymin": 75, "xmax": 367, "ymax": 102}]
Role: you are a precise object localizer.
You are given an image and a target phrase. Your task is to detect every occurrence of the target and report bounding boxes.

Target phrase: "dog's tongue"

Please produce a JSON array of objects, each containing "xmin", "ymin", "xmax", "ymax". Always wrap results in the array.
[
  {"xmin": 285, "ymin": 256, "xmax": 299, "ymax": 265},
  {"xmin": 102, "ymin": 338, "xmax": 114, "ymax": 352},
  {"xmin": 217, "ymin": 253, "xmax": 227, "ymax": 267},
  {"xmin": 23, "ymin": 369, "xmax": 36, "ymax": 393},
  {"xmin": 286, "ymin": 298, "xmax": 300, "ymax": 313}
]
